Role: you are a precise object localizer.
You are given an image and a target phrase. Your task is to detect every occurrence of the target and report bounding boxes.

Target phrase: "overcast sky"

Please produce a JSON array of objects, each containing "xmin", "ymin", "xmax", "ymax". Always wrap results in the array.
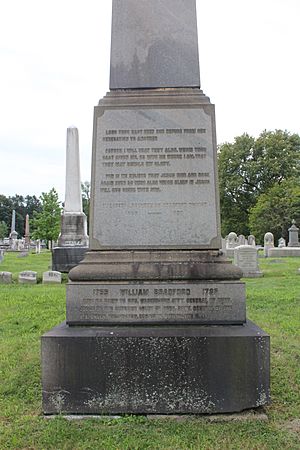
[{"xmin": 1, "ymin": 0, "xmax": 299, "ymax": 200}]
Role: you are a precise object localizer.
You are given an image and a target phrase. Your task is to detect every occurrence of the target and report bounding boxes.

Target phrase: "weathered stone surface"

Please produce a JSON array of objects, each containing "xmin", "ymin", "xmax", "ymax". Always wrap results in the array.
[
  {"xmin": 66, "ymin": 280, "xmax": 246, "ymax": 325},
  {"xmin": 234, "ymin": 245, "xmax": 263, "ymax": 278},
  {"xmin": 19, "ymin": 271, "xmax": 37, "ymax": 284},
  {"xmin": 57, "ymin": 214, "xmax": 88, "ymax": 248},
  {"xmin": 69, "ymin": 250, "xmax": 242, "ymax": 282},
  {"xmin": 41, "ymin": 321, "xmax": 270, "ymax": 415},
  {"xmin": 52, "ymin": 247, "xmax": 88, "ymax": 273},
  {"xmin": 264, "ymin": 232, "xmax": 274, "ymax": 257},
  {"xmin": 90, "ymin": 89, "xmax": 221, "ymax": 250},
  {"xmin": 43, "ymin": 271, "xmax": 62, "ymax": 284},
  {"xmin": 110, "ymin": 0, "xmax": 200, "ymax": 90},
  {"xmin": 0, "ymin": 271, "xmax": 12, "ymax": 284},
  {"xmin": 288, "ymin": 220, "xmax": 300, "ymax": 247},
  {"xmin": 268, "ymin": 247, "xmax": 300, "ymax": 257}
]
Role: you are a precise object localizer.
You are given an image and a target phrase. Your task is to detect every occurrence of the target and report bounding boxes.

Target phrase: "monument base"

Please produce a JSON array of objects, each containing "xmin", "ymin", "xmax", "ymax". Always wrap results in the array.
[
  {"xmin": 268, "ymin": 247, "xmax": 300, "ymax": 257},
  {"xmin": 52, "ymin": 247, "xmax": 88, "ymax": 273},
  {"xmin": 41, "ymin": 320, "xmax": 270, "ymax": 415}
]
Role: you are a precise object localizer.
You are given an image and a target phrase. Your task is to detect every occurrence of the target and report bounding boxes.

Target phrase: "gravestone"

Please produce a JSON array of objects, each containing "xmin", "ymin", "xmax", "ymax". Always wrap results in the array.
[
  {"xmin": 9, "ymin": 210, "xmax": 18, "ymax": 250},
  {"xmin": 19, "ymin": 271, "xmax": 37, "ymax": 284},
  {"xmin": 264, "ymin": 232, "xmax": 274, "ymax": 257},
  {"xmin": 237, "ymin": 235, "xmax": 246, "ymax": 246},
  {"xmin": 0, "ymin": 250, "xmax": 4, "ymax": 263},
  {"xmin": 248, "ymin": 235, "xmax": 256, "ymax": 247},
  {"xmin": 35, "ymin": 239, "xmax": 41, "ymax": 254},
  {"xmin": 234, "ymin": 245, "xmax": 262, "ymax": 278},
  {"xmin": 278, "ymin": 237, "xmax": 286, "ymax": 248},
  {"xmin": 43, "ymin": 271, "xmax": 62, "ymax": 284},
  {"xmin": 288, "ymin": 220, "xmax": 300, "ymax": 247},
  {"xmin": 18, "ymin": 251, "xmax": 29, "ymax": 258},
  {"xmin": 52, "ymin": 127, "xmax": 89, "ymax": 272},
  {"xmin": 42, "ymin": 0, "xmax": 270, "ymax": 415},
  {"xmin": 226, "ymin": 232, "xmax": 238, "ymax": 257},
  {"xmin": 0, "ymin": 271, "xmax": 12, "ymax": 284}
]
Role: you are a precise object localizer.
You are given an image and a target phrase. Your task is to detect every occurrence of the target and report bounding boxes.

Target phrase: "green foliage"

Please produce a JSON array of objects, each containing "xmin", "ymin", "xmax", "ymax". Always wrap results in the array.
[
  {"xmin": 1, "ymin": 253, "xmax": 300, "ymax": 449},
  {"xmin": 31, "ymin": 188, "xmax": 62, "ymax": 248},
  {"xmin": 249, "ymin": 179, "xmax": 300, "ymax": 243},
  {"xmin": 0, "ymin": 194, "xmax": 42, "ymax": 237},
  {"xmin": 0, "ymin": 220, "xmax": 8, "ymax": 239},
  {"xmin": 218, "ymin": 130, "xmax": 300, "ymax": 236}
]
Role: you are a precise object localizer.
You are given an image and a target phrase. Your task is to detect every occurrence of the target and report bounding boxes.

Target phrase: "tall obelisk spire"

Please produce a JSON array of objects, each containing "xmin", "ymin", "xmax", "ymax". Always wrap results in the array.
[
  {"xmin": 64, "ymin": 127, "xmax": 83, "ymax": 213},
  {"xmin": 110, "ymin": 0, "xmax": 200, "ymax": 90}
]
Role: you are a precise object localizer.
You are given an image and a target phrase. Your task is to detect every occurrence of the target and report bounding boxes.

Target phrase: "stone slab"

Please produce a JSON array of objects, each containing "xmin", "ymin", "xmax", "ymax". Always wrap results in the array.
[
  {"xmin": 41, "ymin": 320, "xmax": 270, "ymax": 415},
  {"xmin": 110, "ymin": 0, "xmax": 200, "ymax": 89},
  {"xmin": 58, "ymin": 213, "xmax": 88, "ymax": 247},
  {"xmin": 90, "ymin": 91, "xmax": 221, "ymax": 250},
  {"xmin": 234, "ymin": 245, "xmax": 263, "ymax": 278},
  {"xmin": 0, "ymin": 271, "xmax": 12, "ymax": 284},
  {"xmin": 66, "ymin": 281, "xmax": 246, "ymax": 325},
  {"xmin": 52, "ymin": 247, "xmax": 88, "ymax": 273},
  {"xmin": 43, "ymin": 271, "xmax": 62, "ymax": 284},
  {"xmin": 268, "ymin": 247, "xmax": 300, "ymax": 257},
  {"xmin": 19, "ymin": 271, "xmax": 37, "ymax": 284}
]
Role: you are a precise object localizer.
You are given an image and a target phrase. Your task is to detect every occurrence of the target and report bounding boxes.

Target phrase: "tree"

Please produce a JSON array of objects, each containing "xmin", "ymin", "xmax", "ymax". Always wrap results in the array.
[
  {"xmin": 218, "ymin": 130, "xmax": 300, "ymax": 236},
  {"xmin": 0, "ymin": 221, "xmax": 8, "ymax": 239},
  {"xmin": 31, "ymin": 188, "xmax": 62, "ymax": 249},
  {"xmin": 249, "ymin": 179, "xmax": 300, "ymax": 244}
]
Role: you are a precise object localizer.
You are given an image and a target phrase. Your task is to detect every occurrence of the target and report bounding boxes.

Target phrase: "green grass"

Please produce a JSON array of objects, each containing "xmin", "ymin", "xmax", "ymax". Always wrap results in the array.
[{"xmin": 0, "ymin": 254, "xmax": 300, "ymax": 449}]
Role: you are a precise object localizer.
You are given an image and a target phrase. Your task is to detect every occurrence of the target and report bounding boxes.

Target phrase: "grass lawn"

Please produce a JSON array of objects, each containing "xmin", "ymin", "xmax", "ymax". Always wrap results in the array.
[{"xmin": 0, "ymin": 252, "xmax": 300, "ymax": 449}]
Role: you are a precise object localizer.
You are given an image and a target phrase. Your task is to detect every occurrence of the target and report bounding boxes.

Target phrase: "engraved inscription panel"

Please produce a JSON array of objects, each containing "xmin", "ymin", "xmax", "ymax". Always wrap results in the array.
[
  {"xmin": 92, "ymin": 108, "xmax": 219, "ymax": 248},
  {"xmin": 66, "ymin": 282, "xmax": 246, "ymax": 324}
]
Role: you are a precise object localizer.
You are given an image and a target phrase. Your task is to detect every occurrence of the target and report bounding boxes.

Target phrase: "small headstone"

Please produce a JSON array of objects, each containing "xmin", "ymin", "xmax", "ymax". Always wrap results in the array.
[
  {"xmin": 0, "ymin": 271, "xmax": 12, "ymax": 284},
  {"xmin": 234, "ymin": 245, "xmax": 263, "ymax": 278},
  {"xmin": 288, "ymin": 220, "xmax": 300, "ymax": 247},
  {"xmin": 264, "ymin": 232, "xmax": 274, "ymax": 257},
  {"xmin": 248, "ymin": 235, "xmax": 256, "ymax": 247},
  {"xmin": 0, "ymin": 250, "xmax": 4, "ymax": 263},
  {"xmin": 36, "ymin": 239, "xmax": 41, "ymax": 254},
  {"xmin": 237, "ymin": 235, "xmax": 246, "ymax": 246},
  {"xmin": 19, "ymin": 271, "xmax": 37, "ymax": 284},
  {"xmin": 226, "ymin": 232, "xmax": 238, "ymax": 249},
  {"xmin": 278, "ymin": 237, "xmax": 286, "ymax": 248},
  {"xmin": 43, "ymin": 271, "xmax": 62, "ymax": 284},
  {"xmin": 18, "ymin": 251, "xmax": 29, "ymax": 258}
]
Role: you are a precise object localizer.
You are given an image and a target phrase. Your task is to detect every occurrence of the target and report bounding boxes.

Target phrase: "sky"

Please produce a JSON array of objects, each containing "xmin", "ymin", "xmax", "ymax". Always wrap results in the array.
[{"xmin": 1, "ymin": 0, "xmax": 300, "ymax": 200}]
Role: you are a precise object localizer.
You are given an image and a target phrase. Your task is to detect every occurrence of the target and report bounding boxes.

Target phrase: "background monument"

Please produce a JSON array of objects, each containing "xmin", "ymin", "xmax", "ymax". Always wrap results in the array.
[
  {"xmin": 52, "ymin": 127, "xmax": 89, "ymax": 272},
  {"xmin": 42, "ymin": 0, "xmax": 270, "ymax": 414}
]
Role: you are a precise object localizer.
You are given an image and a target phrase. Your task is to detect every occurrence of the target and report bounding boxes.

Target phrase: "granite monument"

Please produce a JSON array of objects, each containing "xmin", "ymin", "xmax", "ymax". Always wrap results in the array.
[
  {"xmin": 42, "ymin": 0, "xmax": 270, "ymax": 415},
  {"xmin": 52, "ymin": 127, "xmax": 89, "ymax": 272}
]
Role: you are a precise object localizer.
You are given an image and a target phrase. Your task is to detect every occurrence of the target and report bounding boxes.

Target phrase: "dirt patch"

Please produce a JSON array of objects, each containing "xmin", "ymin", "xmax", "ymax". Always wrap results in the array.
[{"xmin": 283, "ymin": 419, "xmax": 300, "ymax": 434}]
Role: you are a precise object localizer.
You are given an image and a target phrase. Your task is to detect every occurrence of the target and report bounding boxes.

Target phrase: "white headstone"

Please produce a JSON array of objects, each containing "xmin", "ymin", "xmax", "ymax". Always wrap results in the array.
[
  {"xmin": 226, "ymin": 232, "xmax": 238, "ymax": 249},
  {"xmin": 264, "ymin": 232, "xmax": 274, "ymax": 257},
  {"xmin": 43, "ymin": 271, "xmax": 62, "ymax": 284},
  {"xmin": 278, "ymin": 237, "xmax": 286, "ymax": 248},
  {"xmin": 19, "ymin": 271, "xmax": 37, "ymax": 284},
  {"xmin": 0, "ymin": 271, "xmax": 12, "ymax": 284},
  {"xmin": 248, "ymin": 235, "xmax": 256, "ymax": 246},
  {"xmin": 234, "ymin": 245, "xmax": 262, "ymax": 278}
]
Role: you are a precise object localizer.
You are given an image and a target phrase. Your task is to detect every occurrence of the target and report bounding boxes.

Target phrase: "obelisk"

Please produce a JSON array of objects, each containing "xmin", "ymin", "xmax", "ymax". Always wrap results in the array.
[
  {"xmin": 24, "ymin": 214, "xmax": 30, "ymax": 246},
  {"xmin": 9, "ymin": 210, "xmax": 18, "ymax": 249},
  {"xmin": 52, "ymin": 127, "xmax": 88, "ymax": 272},
  {"xmin": 42, "ymin": 0, "xmax": 270, "ymax": 415}
]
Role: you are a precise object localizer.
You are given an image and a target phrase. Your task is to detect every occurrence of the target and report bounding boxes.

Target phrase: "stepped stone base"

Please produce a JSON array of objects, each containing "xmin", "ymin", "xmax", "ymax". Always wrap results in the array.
[{"xmin": 41, "ymin": 320, "xmax": 270, "ymax": 415}]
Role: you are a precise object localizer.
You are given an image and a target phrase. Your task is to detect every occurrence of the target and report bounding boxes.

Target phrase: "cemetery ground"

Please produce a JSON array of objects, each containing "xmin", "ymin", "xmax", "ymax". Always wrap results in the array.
[{"xmin": 0, "ymin": 253, "xmax": 299, "ymax": 450}]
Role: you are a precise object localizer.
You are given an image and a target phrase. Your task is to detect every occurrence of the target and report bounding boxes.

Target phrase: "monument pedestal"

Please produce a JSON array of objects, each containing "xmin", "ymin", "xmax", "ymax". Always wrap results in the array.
[
  {"xmin": 52, "ymin": 213, "xmax": 89, "ymax": 273},
  {"xmin": 41, "ymin": 0, "xmax": 270, "ymax": 413},
  {"xmin": 42, "ymin": 321, "xmax": 270, "ymax": 415}
]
